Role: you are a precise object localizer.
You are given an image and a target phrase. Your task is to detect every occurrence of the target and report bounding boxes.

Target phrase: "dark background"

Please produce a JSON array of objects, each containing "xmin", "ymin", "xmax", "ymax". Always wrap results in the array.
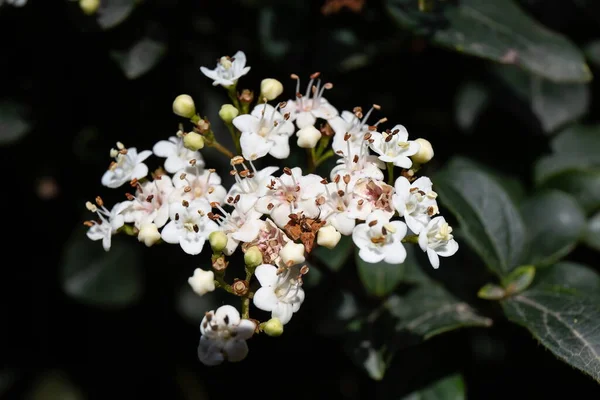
[{"xmin": 2, "ymin": 0, "xmax": 600, "ymax": 398}]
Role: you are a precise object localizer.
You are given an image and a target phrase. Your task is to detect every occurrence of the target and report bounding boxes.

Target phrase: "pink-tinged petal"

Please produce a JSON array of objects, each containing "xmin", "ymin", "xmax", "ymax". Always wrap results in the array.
[
  {"xmin": 253, "ymin": 288, "xmax": 278, "ymax": 312},
  {"xmin": 240, "ymin": 132, "xmax": 271, "ymax": 160},
  {"xmin": 152, "ymin": 140, "xmax": 176, "ymax": 158},
  {"xmin": 180, "ymin": 236, "xmax": 205, "ymax": 255},
  {"xmin": 215, "ymin": 305, "xmax": 241, "ymax": 326},
  {"xmin": 235, "ymin": 319, "xmax": 257, "ymax": 340},
  {"xmin": 437, "ymin": 240, "xmax": 459, "ymax": 257},
  {"xmin": 427, "ymin": 248, "xmax": 440, "ymax": 269},
  {"xmin": 223, "ymin": 340, "xmax": 249, "ymax": 362},
  {"xmin": 160, "ymin": 221, "xmax": 181, "ymax": 244},
  {"xmin": 254, "ymin": 264, "xmax": 279, "ymax": 287},
  {"xmin": 384, "ymin": 243, "xmax": 407, "ymax": 264},
  {"xmin": 268, "ymin": 135, "xmax": 291, "ymax": 159},
  {"xmin": 271, "ymin": 204, "xmax": 292, "ymax": 228},
  {"xmin": 136, "ymin": 150, "xmax": 153, "ymax": 163},
  {"xmin": 358, "ymin": 247, "xmax": 385, "ymax": 264},
  {"xmin": 296, "ymin": 112, "xmax": 316, "ymax": 129},
  {"xmin": 233, "ymin": 114, "xmax": 260, "ymax": 133},
  {"xmin": 131, "ymin": 163, "xmax": 149, "ymax": 180},
  {"xmin": 313, "ymin": 102, "xmax": 338, "ymax": 120},
  {"xmin": 272, "ymin": 302, "xmax": 294, "ymax": 325}
]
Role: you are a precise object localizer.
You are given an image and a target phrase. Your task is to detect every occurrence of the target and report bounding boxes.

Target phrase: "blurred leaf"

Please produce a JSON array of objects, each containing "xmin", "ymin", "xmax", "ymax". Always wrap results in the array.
[
  {"xmin": 493, "ymin": 65, "xmax": 589, "ymax": 133},
  {"xmin": 434, "ymin": 160, "xmax": 526, "ymax": 276},
  {"xmin": 454, "ymin": 81, "xmax": 489, "ymax": 133},
  {"xmin": 96, "ymin": 0, "xmax": 136, "ymax": 30},
  {"xmin": 534, "ymin": 261, "xmax": 600, "ymax": 293},
  {"xmin": 584, "ymin": 40, "xmax": 600, "ymax": 68},
  {"xmin": 520, "ymin": 191, "xmax": 586, "ymax": 267},
  {"xmin": 27, "ymin": 370, "xmax": 84, "ymax": 400},
  {"xmin": 540, "ymin": 169, "xmax": 600, "ymax": 215},
  {"xmin": 316, "ymin": 289, "xmax": 360, "ymax": 336},
  {"xmin": 385, "ymin": 0, "xmax": 591, "ymax": 82},
  {"xmin": 313, "ymin": 235, "xmax": 352, "ymax": 272},
  {"xmin": 111, "ymin": 38, "xmax": 167, "ymax": 79},
  {"xmin": 477, "ymin": 283, "xmax": 506, "ymax": 300},
  {"xmin": 502, "ymin": 263, "xmax": 600, "ymax": 382},
  {"xmin": 401, "ymin": 373, "xmax": 465, "ymax": 400},
  {"xmin": 502, "ymin": 265, "xmax": 536, "ymax": 295},
  {"xmin": 356, "ymin": 254, "xmax": 404, "ymax": 298},
  {"xmin": 60, "ymin": 228, "xmax": 143, "ymax": 308},
  {"xmin": 583, "ymin": 212, "xmax": 600, "ymax": 251},
  {"xmin": 0, "ymin": 100, "xmax": 31, "ymax": 145}
]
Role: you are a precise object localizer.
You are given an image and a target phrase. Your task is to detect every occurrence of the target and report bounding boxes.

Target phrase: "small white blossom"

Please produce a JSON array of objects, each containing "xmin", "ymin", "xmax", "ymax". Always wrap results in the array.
[
  {"xmin": 329, "ymin": 106, "xmax": 385, "ymax": 155},
  {"xmin": 211, "ymin": 202, "xmax": 264, "ymax": 256},
  {"xmin": 188, "ymin": 268, "xmax": 215, "ymax": 296},
  {"xmin": 393, "ymin": 176, "xmax": 439, "ymax": 234},
  {"xmin": 348, "ymin": 178, "xmax": 395, "ymax": 221},
  {"xmin": 352, "ymin": 210, "xmax": 407, "ymax": 264},
  {"xmin": 281, "ymin": 73, "xmax": 338, "ymax": 129},
  {"xmin": 198, "ymin": 305, "xmax": 256, "ymax": 366},
  {"xmin": 171, "ymin": 168, "xmax": 226, "ymax": 205},
  {"xmin": 86, "ymin": 201, "xmax": 131, "ymax": 251},
  {"xmin": 242, "ymin": 219, "xmax": 290, "ymax": 266},
  {"xmin": 101, "ymin": 143, "xmax": 152, "ymax": 188},
  {"xmin": 418, "ymin": 216, "xmax": 459, "ymax": 269},
  {"xmin": 160, "ymin": 199, "xmax": 218, "ymax": 255},
  {"xmin": 234, "ymin": 103, "xmax": 294, "ymax": 160},
  {"xmin": 122, "ymin": 175, "xmax": 175, "ymax": 229},
  {"xmin": 200, "ymin": 51, "xmax": 251, "ymax": 87},
  {"xmin": 137, "ymin": 222, "xmax": 162, "ymax": 247},
  {"xmin": 253, "ymin": 264, "xmax": 306, "ymax": 325},
  {"xmin": 369, "ymin": 125, "xmax": 420, "ymax": 168},
  {"xmin": 228, "ymin": 157, "xmax": 278, "ymax": 213},
  {"xmin": 153, "ymin": 135, "xmax": 204, "ymax": 173}
]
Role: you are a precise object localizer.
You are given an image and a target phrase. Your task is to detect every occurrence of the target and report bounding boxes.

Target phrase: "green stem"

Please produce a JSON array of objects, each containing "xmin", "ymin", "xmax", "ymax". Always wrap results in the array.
[
  {"xmin": 226, "ymin": 123, "xmax": 241, "ymax": 155},
  {"xmin": 314, "ymin": 135, "xmax": 331, "ymax": 159},
  {"xmin": 226, "ymin": 85, "xmax": 240, "ymax": 109},
  {"xmin": 401, "ymin": 234, "xmax": 419, "ymax": 244},
  {"xmin": 209, "ymin": 141, "xmax": 234, "ymax": 159},
  {"xmin": 307, "ymin": 148, "xmax": 316, "ymax": 173},
  {"xmin": 242, "ymin": 265, "xmax": 256, "ymax": 319},
  {"xmin": 214, "ymin": 273, "xmax": 236, "ymax": 295},
  {"xmin": 387, "ymin": 162, "xmax": 395, "ymax": 185},
  {"xmin": 315, "ymin": 149, "xmax": 335, "ymax": 168}
]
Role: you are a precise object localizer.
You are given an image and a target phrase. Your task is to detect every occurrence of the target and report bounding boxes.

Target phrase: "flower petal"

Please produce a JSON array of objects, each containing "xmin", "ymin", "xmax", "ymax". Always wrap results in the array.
[
  {"xmin": 254, "ymin": 264, "xmax": 279, "ymax": 286},
  {"xmin": 427, "ymin": 248, "xmax": 440, "ymax": 269},
  {"xmin": 252, "ymin": 288, "xmax": 278, "ymax": 312},
  {"xmin": 272, "ymin": 302, "xmax": 294, "ymax": 325},
  {"xmin": 223, "ymin": 339, "xmax": 249, "ymax": 363},
  {"xmin": 160, "ymin": 221, "xmax": 180, "ymax": 244},
  {"xmin": 152, "ymin": 140, "xmax": 176, "ymax": 158}
]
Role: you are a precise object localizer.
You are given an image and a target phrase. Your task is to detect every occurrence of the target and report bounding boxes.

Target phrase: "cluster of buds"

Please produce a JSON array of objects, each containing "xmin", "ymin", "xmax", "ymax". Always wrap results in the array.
[{"xmin": 83, "ymin": 50, "xmax": 458, "ymax": 366}]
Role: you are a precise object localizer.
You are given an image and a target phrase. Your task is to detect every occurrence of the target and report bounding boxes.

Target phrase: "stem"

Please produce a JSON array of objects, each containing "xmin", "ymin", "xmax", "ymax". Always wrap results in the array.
[
  {"xmin": 401, "ymin": 234, "xmax": 419, "ymax": 244},
  {"xmin": 226, "ymin": 122, "xmax": 241, "ymax": 154},
  {"xmin": 315, "ymin": 149, "xmax": 335, "ymax": 168},
  {"xmin": 387, "ymin": 162, "xmax": 395, "ymax": 185},
  {"xmin": 208, "ymin": 140, "xmax": 235, "ymax": 159},
  {"xmin": 307, "ymin": 148, "xmax": 316, "ymax": 173},
  {"xmin": 241, "ymin": 297, "xmax": 250, "ymax": 319},
  {"xmin": 226, "ymin": 85, "xmax": 240, "ymax": 109},
  {"xmin": 314, "ymin": 135, "xmax": 331, "ymax": 159},
  {"xmin": 214, "ymin": 273, "xmax": 236, "ymax": 295}
]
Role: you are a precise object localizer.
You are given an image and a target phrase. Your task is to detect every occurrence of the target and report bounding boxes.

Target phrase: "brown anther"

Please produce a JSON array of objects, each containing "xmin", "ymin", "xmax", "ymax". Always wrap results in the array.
[
  {"xmin": 229, "ymin": 170, "xmax": 237, "ymax": 176},
  {"xmin": 189, "ymin": 159, "xmax": 197, "ymax": 166},
  {"xmin": 83, "ymin": 220, "xmax": 94, "ymax": 227},
  {"xmin": 320, "ymin": 178, "xmax": 328, "ymax": 184},
  {"xmin": 427, "ymin": 206, "xmax": 437, "ymax": 216},
  {"xmin": 368, "ymin": 220, "xmax": 378, "ymax": 227},
  {"xmin": 296, "ymin": 93, "xmax": 303, "ymax": 99},
  {"xmin": 368, "ymin": 125, "xmax": 377, "ymax": 131},
  {"xmin": 125, "ymin": 193, "xmax": 135, "ymax": 201},
  {"xmin": 373, "ymin": 104, "xmax": 381, "ymax": 110},
  {"xmin": 290, "ymin": 73, "xmax": 299, "ymax": 80},
  {"xmin": 232, "ymin": 280, "xmax": 249, "ymax": 296},
  {"xmin": 310, "ymin": 71, "xmax": 321, "ymax": 79},
  {"xmin": 392, "ymin": 128, "xmax": 399, "ymax": 134},
  {"xmin": 239, "ymin": 169, "xmax": 249, "ymax": 178},
  {"xmin": 316, "ymin": 196, "xmax": 326, "ymax": 206},
  {"xmin": 175, "ymin": 213, "xmax": 180, "ymax": 221},
  {"xmin": 235, "ymin": 194, "xmax": 241, "ymax": 203},
  {"xmin": 353, "ymin": 155, "xmax": 359, "ymax": 163},
  {"xmin": 300, "ymin": 265, "xmax": 310, "ymax": 275},
  {"xmin": 337, "ymin": 190, "xmax": 345, "ymax": 197},
  {"xmin": 231, "ymin": 155, "xmax": 245, "ymax": 165},
  {"xmin": 385, "ymin": 134, "xmax": 394, "ymax": 143},
  {"xmin": 343, "ymin": 174, "xmax": 351, "ymax": 185},
  {"xmin": 184, "ymin": 186, "xmax": 192, "ymax": 193},
  {"xmin": 324, "ymin": 82, "xmax": 333, "ymax": 89},
  {"xmin": 180, "ymin": 173, "xmax": 187, "ymax": 180},
  {"xmin": 227, "ymin": 196, "xmax": 235, "ymax": 203},
  {"xmin": 283, "ymin": 113, "xmax": 291, "ymax": 121},
  {"xmin": 278, "ymin": 101, "xmax": 287, "ymax": 109},
  {"xmin": 381, "ymin": 226, "xmax": 388, "ymax": 235},
  {"xmin": 129, "ymin": 178, "xmax": 138, "ymax": 187},
  {"xmin": 210, "ymin": 201, "xmax": 220, "ymax": 208},
  {"xmin": 267, "ymin": 203, "xmax": 275, "ymax": 210},
  {"xmin": 364, "ymin": 132, "xmax": 372, "ymax": 140},
  {"xmin": 357, "ymin": 199, "xmax": 364, "ymax": 205},
  {"xmin": 182, "ymin": 200, "xmax": 190, "ymax": 207},
  {"xmin": 370, "ymin": 236, "xmax": 385, "ymax": 244},
  {"xmin": 334, "ymin": 174, "xmax": 341, "ymax": 183},
  {"xmin": 146, "ymin": 195, "xmax": 154, "ymax": 202},
  {"xmin": 193, "ymin": 224, "xmax": 199, "ymax": 233},
  {"xmin": 344, "ymin": 133, "xmax": 351, "ymax": 141},
  {"xmin": 283, "ymin": 167, "xmax": 292, "ymax": 175}
]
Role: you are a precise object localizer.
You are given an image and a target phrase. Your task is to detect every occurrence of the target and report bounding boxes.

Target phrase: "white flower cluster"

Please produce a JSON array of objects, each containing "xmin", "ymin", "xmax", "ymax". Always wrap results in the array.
[{"xmin": 84, "ymin": 50, "xmax": 458, "ymax": 366}]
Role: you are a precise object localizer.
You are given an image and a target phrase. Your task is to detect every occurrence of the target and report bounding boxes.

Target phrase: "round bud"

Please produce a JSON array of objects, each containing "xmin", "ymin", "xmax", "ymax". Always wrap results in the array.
[
  {"xmin": 296, "ymin": 125, "xmax": 322, "ymax": 149},
  {"xmin": 208, "ymin": 231, "xmax": 228, "ymax": 253},
  {"xmin": 279, "ymin": 242, "xmax": 306, "ymax": 266},
  {"xmin": 183, "ymin": 131, "xmax": 205, "ymax": 151},
  {"xmin": 172, "ymin": 94, "xmax": 196, "ymax": 118},
  {"xmin": 263, "ymin": 318, "xmax": 284, "ymax": 337},
  {"xmin": 244, "ymin": 246, "xmax": 263, "ymax": 268},
  {"xmin": 410, "ymin": 138, "xmax": 434, "ymax": 165},
  {"xmin": 260, "ymin": 78, "xmax": 284, "ymax": 101},
  {"xmin": 317, "ymin": 225, "xmax": 342, "ymax": 249},
  {"xmin": 79, "ymin": 0, "xmax": 100, "ymax": 15},
  {"xmin": 188, "ymin": 268, "xmax": 215, "ymax": 296},
  {"xmin": 138, "ymin": 223, "xmax": 162, "ymax": 247},
  {"xmin": 219, "ymin": 104, "xmax": 239, "ymax": 123}
]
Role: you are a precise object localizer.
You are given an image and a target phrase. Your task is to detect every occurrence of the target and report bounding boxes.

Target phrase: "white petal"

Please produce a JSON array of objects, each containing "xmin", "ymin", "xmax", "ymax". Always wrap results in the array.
[
  {"xmin": 154, "ymin": 205, "xmax": 170, "ymax": 228},
  {"xmin": 252, "ymin": 288, "xmax": 278, "ymax": 312},
  {"xmin": 223, "ymin": 339, "xmax": 249, "ymax": 363},
  {"xmin": 268, "ymin": 135, "xmax": 291, "ymax": 159},
  {"xmin": 163, "ymin": 156, "xmax": 187, "ymax": 174},
  {"xmin": 393, "ymin": 156, "xmax": 412, "ymax": 169},
  {"xmin": 254, "ymin": 264, "xmax": 279, "ymax": 286},
  {"xmin": 215, "ymin": 304, "xmax": 241, "ymax": 326},
  {"xmin": 232, "ymin": 50, "xmax": 247, "ymax": 68},
  {"xmin": 197, "ymin": 336, "xmax": 224, "ymax": 366},
  {"xmin": 200, "ymin": 66, "xmax": 219, "ymax": 81},
  {"xmin": 296, "ymin": 112, "xmax": 316, "ymax": 129},
  {"xmin": 384, "ymin": 242, "xmax": 407, "ymax": 264},
  {"xmin": 427, "ymin": 248, "xmax": 440, "ymax": 269},
  {"xmin": 358, "ymin": 247, "xmax": 385, "ymax": 263},
  {"xmin": 152, "ymin": 139, "xmax": 176, "ymax": 158},
  {"xmin": 136, "ymin": 150, "xmax": 153, "ymax": 163},
  {"xmin": 240, "ymin": 132, "xmax": 271, "ymax": 160},
  {"xmin": 235, "ymin": 319, "xmax": 257, "ymax": 340},
  {"xmin": 437, "ymin": 239, "xmax": 459, "ymax": 257},
  {"xmin": 272, "ymin": 302, "xmax": 294, "ymax": 325},
  {"xmin": 180, "ymin": 235, "xmax": 205, "ymax": 255},
  {"xmin": 160, "ymin": 221, "xmax": 181, "ymax": 244},
  {"xmin": 131, "ymin": 163, "xmax": 149, "ymax": 180},
  {"xmin": 232, "ymin": 114, "xmax": 260, "ymax": 133}
]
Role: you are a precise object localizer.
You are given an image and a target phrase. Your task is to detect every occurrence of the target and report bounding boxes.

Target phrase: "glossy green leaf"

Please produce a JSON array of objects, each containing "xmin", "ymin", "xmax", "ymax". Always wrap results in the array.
[
  {"xmin": 540, "ymin": 169, "xmax": 600, "ymax": 215},
  {"xmin": 313, "ymin": 235, "xmax": 352, "ymax": 272},
  {"xmin": 533, "ymin": 261, "xmax": 600, "ymax": 293},
  {"xmin": 60, "ymin": 228, "xmax": 143, "ymax": 308},
  {"xmin": 583, "ymin": 212, "xmax": 600, "ymax": 251},
  {"xmin": 385, "ymin": 0, "xmax": 591, "ymax": 82},
  {"xmin": 0, "ymin": 100, "xmax": 31, "ymax": 145},
  {"xmin": 401, "ymin": 374, "xmax": 465, "ymax": 400},
  {"xmin": 454, "ymin": 81, "xmax": 489, "ymax": 132},
  {"xmin": 502, "ymin": 263, "xmax": 600, "ymax": 382},
  {"xmin": 477, "ymin": 283, "xmax": 506, "ymax": 300},
  {"xmin": 111, "ymin": 38, "xmax": 167, "ymax": 80},
  {"xmin": 434, "ymin": 161, "xmax": 526, "ymax": 275},
  {"xmin": 520, "ymin": 191, "xmax": 586, "ymax": 267},
  {"xmin": 502, "ymin": 265, "xmax": 536, "ymax": 295},
  {"xmin": 356, "ymin": 254, "xmax": 404, "ymax": 298}
]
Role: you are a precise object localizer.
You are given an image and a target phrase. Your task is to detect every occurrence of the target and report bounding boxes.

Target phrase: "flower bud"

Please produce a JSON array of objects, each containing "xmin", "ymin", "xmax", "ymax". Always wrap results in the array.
[
  {"xmin": 172, "ymin": 94, "xmax": 196, "ymax": 118},
  {"xmin": 317, "ymin": 225, "xmax": 342, "ymax": 249},
  {"xmin": 279, "ymin": 242, "xmax": 305, "ymax": 267},
  {"xmin": 260, "ymin": 78, "xmax": 284, "ymax": 101},
  {"xmin": 410, "ymin": 138, "xmax": 434, "ymax": 164},
  {"xmin": 208, "ymin": 230, "xmax": 228, "ymax": 253},
  {"xmin": 296, "ymin": 125, "xmax": 322, "ymax": 149},
  {"xmin": 263, "ymin": 318, "xmax": 284, "ymax": 337},
  {"xmin": 244, "ymin": 246, "xmax": 263, "ymax": 268},
  {"xmin": 183, "ymin": 131, "xmax": 205, "ymax": 151},
  {"xmin": 219, "ymin": 104, "xmax": 239, "ymax": 123},
  {"xmin": 188, "ymin": 268, "xmax": 215, "ymax": 296},
  {"xmin": 79, "ymin": 0, "xmax": 100, "ymax": 15},
  {"xmin": 137, "ymin": 223, "xmax": 161, "ymax": 247}
]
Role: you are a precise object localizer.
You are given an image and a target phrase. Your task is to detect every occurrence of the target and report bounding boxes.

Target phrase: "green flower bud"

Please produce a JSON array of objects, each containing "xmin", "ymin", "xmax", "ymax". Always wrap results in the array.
[
  {"xmin": 410, "ymin": 138, "xmax": 434, "ymax": 165},
  {"xmin": 219, "ymin": 104, "xmax": 239, "ymax": 123},
  {"xmin": 79, "ymin": 0, "xmax": 100, "ymax": 15},
  {"xmin": 172, "ymin": 94, "xmax": 196, "ymax": 118},
  {"xmin": 263, "ymin": 318, "xmax": 284, "ymax": 337},
  {"xmin": 244, "ymin": 246, "xmax": 263, "ymax": 268},
  {"xmin": 208, "ymin": 231, "xmax": 228, "ymax": 253},
  {"xmin": 183, "ymin": 132, "xmax": 205, "ymax": 151},
  {"xmin": 260, "ymin": 78, "xmax": 284, "ymax": 101}
]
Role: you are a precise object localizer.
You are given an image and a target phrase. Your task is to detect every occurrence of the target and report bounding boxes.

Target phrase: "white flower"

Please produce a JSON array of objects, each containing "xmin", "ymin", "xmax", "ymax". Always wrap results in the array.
[
  {"xmin": 317, "ymin": 225, "xmax": 342, "ymax": 249},
  {"xmin": 253, "ymin": 264, "xmax": 306, "ymax": 325},
  {"xmin": 160, "ymin": 199, "xmax": 218, "ymax": 255},
  {"xmin": 352, "ymin": 211, "xmax": 407, "ymax": 264},
  {"xmin": 418, "ymin": 216, "xmax": 459, "ymax": 269},
  {"xmin": 329, "ymin": 106, "xmax": 385, "ymax": 155},
  {"xmin": 137, "ymin": 222, "xmax": 162, "ymax": 247},
  {"xmin": 281, "ymin": 73, "xmax": 338, "ymax": 129},
  {"xmin": 101, "ymin": 143, "xmax": 152, "ymax": 188},
  {"xmin": 86, "ymin": 201, "xmax": 131, "ymax": 251},
  {"xmin": 153, "ymin": 135, "xmax": 204, "ymax": 173},
  {"xmin": 228, "ymin": 157, "xmax": 278, "ymax": 213},
  {"xmin": 188, "ymin": 268, "xmax": 215, "ymax": 296},
  {"xmin": 171, "ymin": 168, "xmax": 226, "ymax": 205},
  {"xmin": 393, "ymin": 176, "xmax": 439, "ymax": 234},
  {"xmin": 198, "ymin": 305, "xmax": 256, "ymax": 366},
  {"xmin": 279, "ymin": 242, "xmax": 305, "ymax": 267},
  {"xmin": 234, "ymin": 103, "xmax": 294, "ymax": 160},
  {"xmin": 242, "ymin": 219, "xmax": 290, "ymax": 266},
  {"xmin": 255, "ymin": 167, "xmax": 325, "ymax": 228},
  {"xmin": 329, "ymin": 128, "xmax": 384, "ymax": 182},
  {"xmin": 122, "ymin": 175, "xmax": 175, "ymax": 228},
  {"xmin": 317, "ymin": 177, "xmax": 357, "ymax": 236},
  {"xmin": 211, "ymin": 202, "xmax": 264, "ymax": 256},
  {"xmin": 200, "ymin": 50, "xmax": 251, "ymax": 87},
  {"xmin": 369, "ymin": 125, "xmax": 420, "ymax": 168},
  {"xmin": 348, "ymin": 178, "xmax": 395, "ymax": 220}
]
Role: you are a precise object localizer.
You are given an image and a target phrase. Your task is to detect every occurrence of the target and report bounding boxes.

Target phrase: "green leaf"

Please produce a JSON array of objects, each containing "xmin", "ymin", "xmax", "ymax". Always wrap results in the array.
[
  {"xmin": 96, "ymin": 0, "xmax": 136, "ymax": 30},
  {"xmin": 111, "ymin": 38, "xmax": 167, "ymax": 80},
  {"xmin": 434, "ymin": 160, "xmax": 526, "ymax": 275},
  {"xmin": 584, "ymin": 40, "xmax": 600, "ymax": 68},
  {"xmin": 316, "ymin": 289, "xmax": 360, "ymax": 336},
  {"xmin": 385, "ymin": 0, "xmax": 591, "ymax": 82},
  {"xmin": 0, "ymin": 100, "xmax": 31, "ymax": 145},
  {"xmin": 540, "ymin": 169, "xmax": 600, "ymax": 215},
  {"xmin": 454, "ymin": 81, "xmax": 489, "ymax": 132},
  {"xmin": 312, "ymin": 234, "xmax": 352, "ymax": 272},
  {"xmin": 60, "ymin": 228, "xmax": 143, "ymax": 308},
  {"xmin": 401, "ymin": 374, "xmax": 465, "ymax": 400},
  {"xmin": 534, "ymin": 261, "xmax": 600, "ymax": 293},
  {"xmin": 583, "ymin": 212, "xmax": 600, "ymax": 251},
  {"xmin": 493, "ymin": 65, "xmax": 589, "ymax": 133},
  {"xmin": 502, "ymin": 263, "xmax": 600, "ymax": 382},
  {"xmin": 502, "ymin": 265, "xmax": 536, "ymax": 295},
  {"xmin": 520, "ymin": 191, "xmax": 586, "ymax": 267},
  {"xmin": 356, "ymin": 256, "xmax": 404, "ymax": 298},
  {"xmin": 477, "ymin": 283, "xmax": 506, "ymax": 300}
]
